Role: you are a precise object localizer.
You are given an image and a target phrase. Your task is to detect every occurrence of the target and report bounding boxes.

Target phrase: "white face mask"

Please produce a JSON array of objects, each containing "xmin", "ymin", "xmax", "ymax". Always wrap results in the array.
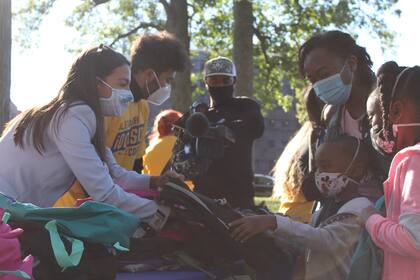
[
  {"xmin": 312, "ymin": 64, "xmax": 353, "ymax": 106},
  {"xmin": 98, "ymin": 79, "xmax": 134, "ymax": 116},
  {"xmin": 315, "ymin": 138, "xmax": 360, "ymax": 197},
  {"xmin": 146, "ymin": 71, "xmax": 172, "ymax": 106}
]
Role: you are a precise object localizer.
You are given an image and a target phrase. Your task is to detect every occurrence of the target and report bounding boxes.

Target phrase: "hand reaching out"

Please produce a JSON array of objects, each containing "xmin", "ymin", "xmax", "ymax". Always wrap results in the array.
[
  {"xmin": 358, "ymin": 206, "xmax": 381, "ymax": 226},
  {"xmin": 229, "ymin": 215, "xmax": 277, "ymax": 243},
  {"xmin": 149, "ymin": 171, "xmax": 185, "ymax": 190}
]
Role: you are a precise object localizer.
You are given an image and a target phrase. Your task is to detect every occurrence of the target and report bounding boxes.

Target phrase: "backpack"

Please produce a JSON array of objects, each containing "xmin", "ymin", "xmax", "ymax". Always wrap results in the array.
[
  {"xmin": 346, "ymin": 196, "xmax": 385, "ymax": 280},
  {"xmin": 11, "ymin": 219, "xmax": 118, "ymax": 280},
  {"xmin": 159, "ymin": 178, "xmax": 295, "ymax": 280},
  {"xmin": 0, "ymin": 193, "xmax": 138, "ymax": 271}
]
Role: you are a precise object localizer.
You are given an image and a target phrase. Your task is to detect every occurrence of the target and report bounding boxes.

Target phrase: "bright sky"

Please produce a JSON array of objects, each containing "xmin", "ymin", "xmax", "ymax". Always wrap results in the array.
[{"xmin": 10, "ymin": 0, "xmax": 420, "ymax": 111}]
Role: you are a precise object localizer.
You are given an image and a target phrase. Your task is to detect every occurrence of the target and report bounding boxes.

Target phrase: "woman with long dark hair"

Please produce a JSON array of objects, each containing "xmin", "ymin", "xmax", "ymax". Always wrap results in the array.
[{"xmin": 0, "ymin": 45, "xmax": 168, "ymax": 221}]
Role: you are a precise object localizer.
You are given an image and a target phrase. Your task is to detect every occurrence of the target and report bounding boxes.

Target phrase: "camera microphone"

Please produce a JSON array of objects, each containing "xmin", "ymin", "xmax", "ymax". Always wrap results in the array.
[{"xmin": 186, "ymin": 112, "xmax": 210, "ymax": 137}]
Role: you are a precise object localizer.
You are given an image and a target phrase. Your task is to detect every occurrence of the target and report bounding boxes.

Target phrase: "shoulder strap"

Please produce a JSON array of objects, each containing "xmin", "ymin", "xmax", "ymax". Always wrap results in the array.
[
  {"xmin": 325, "ymin": 105, "xmax": 344, "ymax": 141},
  {"xmin": 359, "ymin": 114, "xmax": 371, "ymax": 140},
  {"xmin": 45, "ymin": 220, "xmax": 84, "ymax": 270},
  {"xmin": 375, "ymin": 196, "xmax": 385, "ymax": 209}
]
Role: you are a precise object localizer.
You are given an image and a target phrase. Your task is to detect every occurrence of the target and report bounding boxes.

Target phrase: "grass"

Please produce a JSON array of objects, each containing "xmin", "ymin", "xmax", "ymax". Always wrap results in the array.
[{"xmin": 254, "ymin": 196, "xmax": 281, "ymax": 212}]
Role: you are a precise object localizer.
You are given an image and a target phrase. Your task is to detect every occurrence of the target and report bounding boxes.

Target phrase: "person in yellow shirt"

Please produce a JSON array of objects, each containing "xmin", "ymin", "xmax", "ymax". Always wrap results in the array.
[
  {"xmin": 143, "ymin": 110, "xmax": 182, "ymax": 176},
  {"xmin": 54, "ymin": 32, "xmax": 187, "ymax": 207},
  {"xmin": 105, "ymin": 99, "xmax": 149, "ymax": 171},
  {"xmin": 107, "ymin": 31, "xmax": 187, "ymax": 172},
  {"xmin": 271, "ymin": 88, "xmax": 325, "ymax": 223},
  {"xmin": 272, "ymin": 122, "xmax": 314, "ymax": 223}
]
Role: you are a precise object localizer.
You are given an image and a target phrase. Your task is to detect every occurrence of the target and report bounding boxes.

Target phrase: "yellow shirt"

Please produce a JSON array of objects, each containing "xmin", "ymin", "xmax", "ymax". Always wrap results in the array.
[
  {"xmin": 54, "ymin": 101, "xmax": 149, "ymax": 207},
  {"xmin": 143, "ymin": 135, "xmax": 177, "ymax": 176},
  {"xmin": 143, "ymin": 135, "xmax": 195, "ymax": 190},
  {"xmin": 53, "ymin": 181, "xmax": 87, "ymax": 207},
  {"xmin": 278, "ymin": 183, "xmax": 314, "ymax": 223},
  {"xmin": 105, "ymin": 100, "xmax": 149, "ymax": 170}
]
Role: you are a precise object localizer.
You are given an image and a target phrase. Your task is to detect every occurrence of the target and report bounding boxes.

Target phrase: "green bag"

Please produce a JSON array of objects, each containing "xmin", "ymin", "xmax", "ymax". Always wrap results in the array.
[
  {"xmin": 0, "ymin": 194, "xmax": 138, "ymax": 270},
  {"xmin": 347, "ymin": 196, "xmax": 385, "ymax": 280}
]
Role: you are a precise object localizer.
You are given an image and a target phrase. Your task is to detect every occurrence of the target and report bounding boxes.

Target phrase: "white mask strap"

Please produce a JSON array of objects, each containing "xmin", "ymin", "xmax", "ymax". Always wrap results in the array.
[
  {"xmin": 97, "ymin": 78, "xmax": 112, "ymax": 90},
  {"xmin": 344, "ymin": 138, "xmax": 360, "ymax": 175},
  {"xmin": 152, "ymin": 71, "xmax": 162, "ymax": 88},
  {"xmin": 146, "ymin": 71, "xmax": 163, "ymax": 98}
]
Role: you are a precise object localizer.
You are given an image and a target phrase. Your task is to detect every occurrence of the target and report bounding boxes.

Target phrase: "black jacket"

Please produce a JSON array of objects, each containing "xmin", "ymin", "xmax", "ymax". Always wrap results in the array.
[{"xmin": 195, "ymin": 97, "xmax": 264, "ymax": 208}]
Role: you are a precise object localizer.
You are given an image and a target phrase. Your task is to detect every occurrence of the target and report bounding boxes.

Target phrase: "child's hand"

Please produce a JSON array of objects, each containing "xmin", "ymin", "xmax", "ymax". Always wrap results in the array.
[
  {"xmin": 229, "ymin": 215, "xmax": 277, "ymax": 243},
  {"xmin": 162, "ymin": 170, "xmax": 185, "ymax": 181},
  {"xmin": 149, "ymin": 175, "xmax": 169, "ymax": 189},
  {"xmin": 150, "ymin": 171, "xmax": 185, "ymax": 189},
  {"xmin": 358, "ymin": 206, "xmax": 381, "ymax": 226}
]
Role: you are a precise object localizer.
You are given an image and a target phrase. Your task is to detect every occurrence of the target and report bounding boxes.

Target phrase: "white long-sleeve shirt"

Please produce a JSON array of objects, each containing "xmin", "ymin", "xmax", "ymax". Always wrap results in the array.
[
  {"xmin": 273, "ymin": 197, "xmax": 372, "ymax": 280},
  {"xmin": 0, "ymin": 103, "xmax": 157, "ymax": 221}
]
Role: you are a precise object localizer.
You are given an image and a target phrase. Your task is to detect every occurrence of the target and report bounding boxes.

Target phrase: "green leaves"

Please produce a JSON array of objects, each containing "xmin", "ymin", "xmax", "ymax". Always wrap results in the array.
[
  {"xmin": 248, "ymin": 0, "xmax": 399, "ymax": 121},
  {"xmin": 14, "ymin": 0, "xmax": 400, "ymax": 121},
  {"xmin": 13, "ymin": 0, "xmax": 58, "ymax": 49}
]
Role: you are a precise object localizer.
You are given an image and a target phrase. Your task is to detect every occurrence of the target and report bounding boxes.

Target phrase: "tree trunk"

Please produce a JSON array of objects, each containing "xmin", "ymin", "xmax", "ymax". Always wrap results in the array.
[
  {"xmin": 166, "ymin": 0, "xmax": 191, "ymax": 112},
  {"xmin": 0, "ymin": 0, "xmax": 11, "ymax": 132},
  {"xmin": 233, "ymin": 0, "xmax": 253, "ymax": 98}
]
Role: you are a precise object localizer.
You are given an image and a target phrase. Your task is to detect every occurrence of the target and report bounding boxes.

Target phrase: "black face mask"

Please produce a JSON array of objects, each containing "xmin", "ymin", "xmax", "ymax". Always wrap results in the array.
[{"xmin": 208, "ymin": 85, "xmax": 234, "ymax": 105}]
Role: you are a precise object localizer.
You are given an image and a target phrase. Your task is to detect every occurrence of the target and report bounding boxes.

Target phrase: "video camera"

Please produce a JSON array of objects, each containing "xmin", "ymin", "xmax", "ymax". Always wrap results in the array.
[{"xmin": 170, "ymin": 102, "xmax": 236, "ymax": 180}]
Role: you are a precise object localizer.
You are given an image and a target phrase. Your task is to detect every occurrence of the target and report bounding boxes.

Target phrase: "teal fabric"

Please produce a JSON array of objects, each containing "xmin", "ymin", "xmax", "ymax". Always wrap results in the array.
[
  {"xmin": 0, "ymin": 194, "xmax": 139, "ymax": 269},
  {"xmin": 0, "ymin": 270, "xmax": 31, "ymax": 279},
  {"xmin": 45, "ymin": 220, "xmax": 84, "ymax": 269},
  {"xmin": 347, "ymin": 196, "xmax": 385, "ymax": 280}
]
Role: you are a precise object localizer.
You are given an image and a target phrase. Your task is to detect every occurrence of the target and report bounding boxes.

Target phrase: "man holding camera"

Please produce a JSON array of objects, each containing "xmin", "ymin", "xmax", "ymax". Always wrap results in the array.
[{"xmin": 194, "ymin": 56, "xmax": 265, "ymax": 208}]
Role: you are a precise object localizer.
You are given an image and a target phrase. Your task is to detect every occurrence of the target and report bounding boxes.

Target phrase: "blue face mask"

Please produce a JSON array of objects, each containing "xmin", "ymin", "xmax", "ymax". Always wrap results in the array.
[{"xmin": 312, "ymin": 65, "xmax": 353, "ymax": 106}]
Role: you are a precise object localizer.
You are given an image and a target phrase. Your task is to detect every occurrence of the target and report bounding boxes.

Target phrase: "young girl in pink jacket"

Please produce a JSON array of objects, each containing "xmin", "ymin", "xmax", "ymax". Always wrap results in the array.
[{"xmin": 360, "ymin": 63, "xmax": 420, "ymax": 280}]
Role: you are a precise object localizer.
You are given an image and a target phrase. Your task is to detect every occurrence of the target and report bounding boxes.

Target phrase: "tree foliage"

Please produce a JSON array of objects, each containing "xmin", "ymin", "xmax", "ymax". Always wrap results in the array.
[{"xmin": 14, "ymin": 0, "xmax": 400, "ymax": 120}]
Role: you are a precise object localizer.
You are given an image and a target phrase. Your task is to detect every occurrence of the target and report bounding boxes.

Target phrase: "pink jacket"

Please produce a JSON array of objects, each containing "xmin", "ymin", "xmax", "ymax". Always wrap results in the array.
[
  {"xmin": 366, "ymin": 144, "xmax": 420, "ymax": 280},
  {"xmin": 0, "ymin": 208, "xmax": 33, "ymax": 280}
]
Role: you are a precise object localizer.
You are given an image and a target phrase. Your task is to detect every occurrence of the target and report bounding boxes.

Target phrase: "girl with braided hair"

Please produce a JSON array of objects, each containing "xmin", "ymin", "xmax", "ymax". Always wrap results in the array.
[
  {"xmin": 360, "ymin": 65, "xmax": 420, "ymax": 280},
  {"xmin": 367, "ymin": 61, "xmax": 407, "ymax": 179}
]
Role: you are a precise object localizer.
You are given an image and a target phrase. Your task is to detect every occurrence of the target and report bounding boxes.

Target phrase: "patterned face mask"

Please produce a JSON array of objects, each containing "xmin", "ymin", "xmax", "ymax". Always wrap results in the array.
[
  {"xmin": 370, "ymin": 127, "xmax": 395, "ymax": 155},
  {"xmin": 315, "ymin": 138, "xmax": 361, "ymax": 197}
]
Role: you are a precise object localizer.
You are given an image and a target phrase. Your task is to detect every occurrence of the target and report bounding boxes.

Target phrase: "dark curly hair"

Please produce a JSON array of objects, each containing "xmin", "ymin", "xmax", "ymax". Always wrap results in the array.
[
  {"xmin": 131, "ymin": 31, "xmax": 187, "ymax": 75},
  {"xmin": 298, "ymin": 30, "xmax": 376, "ymax": 89}
]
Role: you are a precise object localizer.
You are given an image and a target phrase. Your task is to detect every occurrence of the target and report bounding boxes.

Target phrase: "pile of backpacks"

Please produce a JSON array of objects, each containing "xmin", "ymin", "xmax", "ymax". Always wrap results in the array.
[{"xmin": 0, "ymin": 178, "xmax": 295, "ymax": 280}]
